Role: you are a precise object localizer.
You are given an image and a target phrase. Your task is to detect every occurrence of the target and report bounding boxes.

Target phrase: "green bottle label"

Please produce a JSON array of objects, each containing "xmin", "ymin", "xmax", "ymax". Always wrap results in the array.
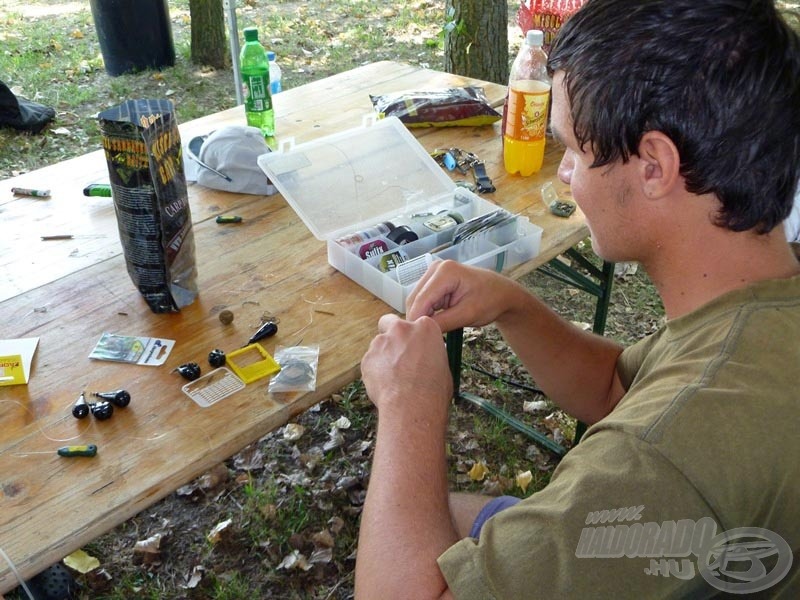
[{"xmin": 244, "ymin": 74, "xmax": 272, "ymax": 112}]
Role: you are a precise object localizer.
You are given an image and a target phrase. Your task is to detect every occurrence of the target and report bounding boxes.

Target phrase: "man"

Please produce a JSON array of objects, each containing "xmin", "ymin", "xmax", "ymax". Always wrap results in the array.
[{"xmin": 355, "ymin": 0, "xmax": 800, "ymax": 598}]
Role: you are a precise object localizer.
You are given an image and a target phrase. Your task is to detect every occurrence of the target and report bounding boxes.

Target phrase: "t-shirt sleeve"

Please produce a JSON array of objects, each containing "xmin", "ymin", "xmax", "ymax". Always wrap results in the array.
[
  {"xmin": 437, "ymin": 428, "xmax": 720, "ymax": 599},
  {"xmin": 616, "ymin": 332, "xmax": 660, "ymax": 391}
]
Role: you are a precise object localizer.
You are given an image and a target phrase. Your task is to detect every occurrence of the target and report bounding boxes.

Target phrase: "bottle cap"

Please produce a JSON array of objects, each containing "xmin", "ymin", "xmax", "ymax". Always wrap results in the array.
[
  {"xmin": 526, "ymin": 29, "xmax": 544, "ymax": 47},
  {"xmin": 267, "ymin": 51, "xmax": 276, "ymax": 61},
  {"xmin": 243, "ymin": 27, "xmax": 259, "ymax": 42}
]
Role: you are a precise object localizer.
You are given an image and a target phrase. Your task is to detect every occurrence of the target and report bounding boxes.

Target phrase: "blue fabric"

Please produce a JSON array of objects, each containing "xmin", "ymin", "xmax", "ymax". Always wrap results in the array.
[{"xmin": 468, "ymin": 495, "xmax": 521, "ymax": 539}]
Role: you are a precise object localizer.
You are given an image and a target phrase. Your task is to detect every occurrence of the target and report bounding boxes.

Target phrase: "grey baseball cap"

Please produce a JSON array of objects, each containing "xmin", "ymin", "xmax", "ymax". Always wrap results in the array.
[{"xmin": 188, "ymin": 125, "xmax": 276, "ymax": 195}]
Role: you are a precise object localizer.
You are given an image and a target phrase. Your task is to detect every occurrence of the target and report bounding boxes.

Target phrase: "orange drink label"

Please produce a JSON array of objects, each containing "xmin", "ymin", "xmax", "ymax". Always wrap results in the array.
[{"xmin": 505, "ymin": 80, "xmax": 551, "ymax": 142}]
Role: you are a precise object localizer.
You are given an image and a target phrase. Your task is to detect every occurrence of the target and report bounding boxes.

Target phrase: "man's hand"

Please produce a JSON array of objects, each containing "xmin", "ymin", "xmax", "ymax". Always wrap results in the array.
[
  {"xmin": 408, "ymin": 259, "xmax": 626, "ymax": 425},
  {"xmin": 361, "ymin": 313, "xmax": 453, "ymax": 423},
  {"xmin": 406, "ymin": 260, "xmax": 523, "ymax": 332},
  {"xmin": 356, "ymin": 313, "xmax": 457, "ymax": 599}
]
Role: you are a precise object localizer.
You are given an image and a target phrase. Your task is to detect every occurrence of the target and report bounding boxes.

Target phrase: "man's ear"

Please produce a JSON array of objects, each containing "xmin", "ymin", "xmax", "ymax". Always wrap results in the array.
[{"xmin": 637, "ymin": 131, "xmax": 681, "ymax": 199}]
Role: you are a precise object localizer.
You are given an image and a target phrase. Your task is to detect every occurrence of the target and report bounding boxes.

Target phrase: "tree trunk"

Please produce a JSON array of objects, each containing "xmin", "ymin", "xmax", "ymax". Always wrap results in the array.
[
  {"xmin": 444, "ymin": 0, "xmax": 509, "ymax": 85},
  {"xmin": 189, "ymin": 0, "xmax": 228, "ymax": 69}
]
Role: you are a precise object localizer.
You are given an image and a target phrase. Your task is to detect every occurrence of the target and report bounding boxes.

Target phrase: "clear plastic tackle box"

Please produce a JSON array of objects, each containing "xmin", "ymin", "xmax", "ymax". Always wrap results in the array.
[{"xmin": 257, "ymin": 116, "xmax": 543, "ymax": 312}]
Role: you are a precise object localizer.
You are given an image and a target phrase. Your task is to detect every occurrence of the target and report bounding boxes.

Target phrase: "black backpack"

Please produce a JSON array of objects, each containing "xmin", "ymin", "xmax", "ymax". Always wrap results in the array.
[{"xmin": 0, "ymin": 80, "xmax": 55, "ymax": 134}]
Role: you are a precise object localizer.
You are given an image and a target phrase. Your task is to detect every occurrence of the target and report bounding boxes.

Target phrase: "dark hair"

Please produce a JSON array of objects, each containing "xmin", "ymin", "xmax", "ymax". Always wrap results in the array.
[{"xmin": 548, "ymin": 0, "xmax": 800, "ymax": 233}]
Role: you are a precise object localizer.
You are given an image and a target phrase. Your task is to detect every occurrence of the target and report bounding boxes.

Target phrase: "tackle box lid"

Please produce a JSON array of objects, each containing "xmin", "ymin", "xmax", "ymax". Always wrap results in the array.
[{"xmin": 257, "ymin": 116, "xmax": 458, "ymax": 241}]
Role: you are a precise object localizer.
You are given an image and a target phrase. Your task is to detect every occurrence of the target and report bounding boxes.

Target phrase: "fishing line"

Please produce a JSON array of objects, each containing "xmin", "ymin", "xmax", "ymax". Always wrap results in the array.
[
  {"xmin": 0, "ymin": 545, "xmax": 35, "ymax": 600},
  {"xmin": 2, "ymin": 399, "xmax": 214, "ymax": 458},
  {"xmin": 0, "ymin": 399, "xmax": 89, "ymax": 445}
]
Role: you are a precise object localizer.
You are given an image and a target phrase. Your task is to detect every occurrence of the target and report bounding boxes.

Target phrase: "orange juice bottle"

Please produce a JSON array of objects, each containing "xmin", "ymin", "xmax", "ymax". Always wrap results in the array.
[{"xmin": 503, "ymin": 30, "xmax": 551, "ymax": 176}]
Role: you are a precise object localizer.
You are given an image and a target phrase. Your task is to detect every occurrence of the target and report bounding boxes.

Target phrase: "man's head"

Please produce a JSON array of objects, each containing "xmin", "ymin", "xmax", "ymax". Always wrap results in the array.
[{"xmin": 548, "ymin": 0, "xmax": 800, "ymax": 234}]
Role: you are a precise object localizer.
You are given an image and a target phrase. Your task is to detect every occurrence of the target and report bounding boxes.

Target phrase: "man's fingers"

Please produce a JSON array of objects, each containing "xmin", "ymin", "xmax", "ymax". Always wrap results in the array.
[
  {"xmin": 406, "ymin": 261, "xmax": 460, "ymax": 321},
  {"xmin": 377, "ymin": 313, "xmax": 402, "ymax": 334}
]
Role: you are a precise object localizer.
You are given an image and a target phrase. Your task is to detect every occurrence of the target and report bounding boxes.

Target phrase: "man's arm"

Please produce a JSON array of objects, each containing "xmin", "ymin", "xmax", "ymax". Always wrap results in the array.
[
  {"xmin": 355, "ymin": 315, "xmax": 458, "ymax": 599},
  {"xmin": 407, "ymin": 260, "xmax": 626, "ymax": 425}
]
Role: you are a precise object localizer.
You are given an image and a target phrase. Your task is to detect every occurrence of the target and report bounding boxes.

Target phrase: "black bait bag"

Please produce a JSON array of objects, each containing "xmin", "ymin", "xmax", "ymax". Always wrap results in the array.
[{"xmin": 98, "ymin": 99, "xmax": 198, "ymax": 313}]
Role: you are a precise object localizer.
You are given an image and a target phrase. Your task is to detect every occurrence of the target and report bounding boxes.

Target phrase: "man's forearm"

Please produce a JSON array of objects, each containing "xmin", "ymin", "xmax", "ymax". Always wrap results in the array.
[{"xmin": 354, "ymin": 412, "xmax": 457, "ymax": 599}]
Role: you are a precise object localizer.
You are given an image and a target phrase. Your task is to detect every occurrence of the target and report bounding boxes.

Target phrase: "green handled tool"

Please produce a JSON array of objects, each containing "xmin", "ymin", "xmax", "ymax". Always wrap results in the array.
[{"xmin": 57, "ymin": 444, "xmax": 98, "ymax": 457}]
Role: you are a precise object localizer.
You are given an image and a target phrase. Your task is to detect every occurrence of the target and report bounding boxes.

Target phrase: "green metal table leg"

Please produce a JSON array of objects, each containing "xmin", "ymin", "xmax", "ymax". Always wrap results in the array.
[
  {"xmin": 539, "ymin": 250, "xmax": 614, "ymax": 335},
  {"xmin": 446, "ymin": 328, "xmax": 463, "ymax": 395},
  {"xmin": 445, "ymin": 248, "xmax": 615, "ymax": 455}
]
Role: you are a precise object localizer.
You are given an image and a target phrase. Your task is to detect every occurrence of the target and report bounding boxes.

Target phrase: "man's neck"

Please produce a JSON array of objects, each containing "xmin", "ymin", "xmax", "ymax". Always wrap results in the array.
[{"xmin": 644, "ymin": 225, "xmax": 800, "ymax": 320}]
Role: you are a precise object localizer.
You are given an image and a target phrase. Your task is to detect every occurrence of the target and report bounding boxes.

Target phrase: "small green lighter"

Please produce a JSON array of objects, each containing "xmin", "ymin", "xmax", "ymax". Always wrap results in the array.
[
  {"xmin": 83, "ymin": 184, "xmax": 112, "ymax": 197},
  {"xmin": 216, "ymin": 215, "xmax": 243, "ymax": 224}
]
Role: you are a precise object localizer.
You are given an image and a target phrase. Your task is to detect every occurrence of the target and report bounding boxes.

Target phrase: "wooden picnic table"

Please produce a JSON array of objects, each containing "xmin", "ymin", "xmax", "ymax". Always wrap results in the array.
[{"xmin": 0, "ymin": 60, "xmax": 589, "ymax": 592}]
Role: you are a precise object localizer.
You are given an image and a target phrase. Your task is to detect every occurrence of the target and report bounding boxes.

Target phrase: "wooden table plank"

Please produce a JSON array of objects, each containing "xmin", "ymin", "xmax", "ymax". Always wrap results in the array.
[{"xmin": 0, "ymin": 61, "xmax": 587, "ymax": 591}]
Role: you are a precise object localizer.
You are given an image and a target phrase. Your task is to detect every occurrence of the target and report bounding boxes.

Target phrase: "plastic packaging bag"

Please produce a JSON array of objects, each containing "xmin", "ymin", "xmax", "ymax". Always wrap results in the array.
[
  {"xmin": 370, "ymin": 86, "xmax": 501, "ymax": 128},
  {"xmin": 268, "ymin": 345, "xmax": 320, "ymax": 393},
  {"xmin": 98, "ymin": 99, "xmax": 198, "ymax": 313}
]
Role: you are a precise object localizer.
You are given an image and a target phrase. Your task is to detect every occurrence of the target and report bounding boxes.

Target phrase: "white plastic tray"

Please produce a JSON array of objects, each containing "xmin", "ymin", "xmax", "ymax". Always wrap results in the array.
[{"xmin": 258, "ymin": 117, "xmax": 542, "ymax": 312}]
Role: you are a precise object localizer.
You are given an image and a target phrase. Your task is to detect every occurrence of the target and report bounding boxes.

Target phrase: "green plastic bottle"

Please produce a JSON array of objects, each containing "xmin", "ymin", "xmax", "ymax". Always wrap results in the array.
[{"xmin": 240, "ymin": 27, "xmax": 274, "ymax": 139}]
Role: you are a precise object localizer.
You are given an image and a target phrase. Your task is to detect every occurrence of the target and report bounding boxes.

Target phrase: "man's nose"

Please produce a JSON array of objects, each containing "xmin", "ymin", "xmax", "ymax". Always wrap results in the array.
[{"xmin": 558, "ymin": 152, "xmax": 573, "ymax": 184}]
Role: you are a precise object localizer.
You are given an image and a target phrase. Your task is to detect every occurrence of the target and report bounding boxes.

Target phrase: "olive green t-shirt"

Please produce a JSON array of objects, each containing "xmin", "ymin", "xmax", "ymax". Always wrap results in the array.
[{"xmin": 438, "ymin": 275, "xmax": 800, "ymax": 599}]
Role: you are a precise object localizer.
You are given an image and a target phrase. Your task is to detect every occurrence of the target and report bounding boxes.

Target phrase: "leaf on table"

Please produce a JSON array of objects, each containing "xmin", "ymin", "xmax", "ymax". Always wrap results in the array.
[
  {"xmin": 516, "ymin": 470, "xmax": 533, "ymax": 493},
  {"xmin": 468, "ymin": 461, "xmax": 489, "ymax": 482},
  {"xmin": 206, "ymin": 519, "xmax": 232, "ymax": 545},
  {"xmin": 64, "ymin": 549, "xmax": 100, "ymax": 574}
]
